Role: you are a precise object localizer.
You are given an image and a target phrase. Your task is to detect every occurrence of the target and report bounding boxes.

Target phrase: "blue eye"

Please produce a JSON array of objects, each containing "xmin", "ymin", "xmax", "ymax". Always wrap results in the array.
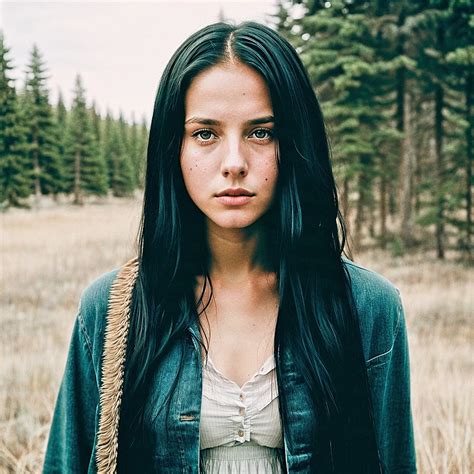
[
  {"xmin": 192, "ymin": 129, "xmax": 215, "ymax": 142},
  {"xmin": 252, "ymin": 128, "xmax": 273, "ymax": 140},
  {"xmin": 191, "ymin": 127, "xmax": 274, "ymax": 145}
]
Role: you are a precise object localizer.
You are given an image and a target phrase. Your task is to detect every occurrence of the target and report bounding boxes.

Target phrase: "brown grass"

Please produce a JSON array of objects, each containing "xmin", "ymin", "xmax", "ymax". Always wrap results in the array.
[
  {"xmin": 357, "ymin": 251, "xmax": 473, "ymax": 473},
  {"xmin": 0, "ymin": 198, "xmax": 472, "ymax": 473}
]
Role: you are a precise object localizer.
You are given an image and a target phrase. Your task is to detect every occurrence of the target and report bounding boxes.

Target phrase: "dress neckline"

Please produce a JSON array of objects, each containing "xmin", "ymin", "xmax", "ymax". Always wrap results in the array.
[{"xmin": 205, "ymin": 352, "xmax": 276, "ymax": 390}]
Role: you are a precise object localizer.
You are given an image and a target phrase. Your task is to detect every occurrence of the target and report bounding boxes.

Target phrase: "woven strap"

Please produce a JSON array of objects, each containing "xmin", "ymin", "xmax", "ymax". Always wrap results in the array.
[{"xmin": 95, "ymin": 257, "xmax": 139, "ymax": 473}]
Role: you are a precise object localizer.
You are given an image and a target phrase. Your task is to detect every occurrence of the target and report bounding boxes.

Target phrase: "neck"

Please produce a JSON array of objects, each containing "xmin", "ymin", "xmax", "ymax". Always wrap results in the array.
[{"xmin": 205, "ymin": 220, "xmax": 273, "ymax": 284}]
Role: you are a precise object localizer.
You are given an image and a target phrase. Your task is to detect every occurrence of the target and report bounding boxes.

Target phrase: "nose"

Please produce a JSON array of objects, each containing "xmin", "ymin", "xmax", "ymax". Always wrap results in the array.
[{"xmin": 220, "ymin": 135, "xmax": 248, "ymax": 178}]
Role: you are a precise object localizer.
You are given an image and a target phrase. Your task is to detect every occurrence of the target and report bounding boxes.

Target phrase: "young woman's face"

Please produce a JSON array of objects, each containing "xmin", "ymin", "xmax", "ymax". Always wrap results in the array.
[{"xmin": 180, "ymin": 61, "xmax": 278, "ymax": 232}]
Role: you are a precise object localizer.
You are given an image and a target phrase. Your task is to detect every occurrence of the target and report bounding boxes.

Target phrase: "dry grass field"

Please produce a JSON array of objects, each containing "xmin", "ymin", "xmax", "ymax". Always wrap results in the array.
[{"xmin": 0, "ymin": 197, "xmax": 472, "ymax": 473}]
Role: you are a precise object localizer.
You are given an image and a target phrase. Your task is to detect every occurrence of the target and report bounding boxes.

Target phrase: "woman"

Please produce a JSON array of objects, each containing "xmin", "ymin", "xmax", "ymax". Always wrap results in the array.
[{"xmin": 43, "ymin": 21, "xmax": 416, "ymax": 473}]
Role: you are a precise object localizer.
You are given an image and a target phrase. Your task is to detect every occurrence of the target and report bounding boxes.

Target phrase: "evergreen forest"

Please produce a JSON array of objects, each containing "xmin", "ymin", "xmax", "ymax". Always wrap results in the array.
[
  {"xmin": 276, "ymin": 0, "xmax": 472, "ymax": 260},
  {"xmin": 0, "ymin": 32, "xmax": 148, "ymax": 210},
  {"xmin": 1, "ymin": 0, "xmax": 472, "ymax": 261}
]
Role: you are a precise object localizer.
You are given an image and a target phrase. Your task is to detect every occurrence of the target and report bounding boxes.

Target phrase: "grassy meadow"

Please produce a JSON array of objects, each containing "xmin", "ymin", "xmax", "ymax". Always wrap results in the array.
[{"xmin": 0, "ymin": 197, "xmax": 472, "ymax": 473}]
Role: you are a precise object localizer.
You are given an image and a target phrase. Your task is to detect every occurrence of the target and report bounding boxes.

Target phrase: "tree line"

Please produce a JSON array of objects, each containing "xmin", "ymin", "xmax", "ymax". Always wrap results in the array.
[
  {"xmin": 0, "ymin": 31, "xmax": 148, "ymax": 209},
  {"xmin": 275, "ymin": 0, "xmax": 472, "ymax": 260},
  {"xmin": 1, "ymin": 0, "xmax": 472, "ymax": 260}
]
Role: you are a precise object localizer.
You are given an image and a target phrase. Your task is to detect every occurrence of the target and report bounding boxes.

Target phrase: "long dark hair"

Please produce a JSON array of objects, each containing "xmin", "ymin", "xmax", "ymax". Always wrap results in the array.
[{"xmin": 118, "ymin": 21, "xmax": 381, "ymax": 473}]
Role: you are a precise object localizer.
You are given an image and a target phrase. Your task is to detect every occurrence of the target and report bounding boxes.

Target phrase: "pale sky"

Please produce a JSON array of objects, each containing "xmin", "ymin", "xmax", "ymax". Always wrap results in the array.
[{"xmin": 1, "ymin": 0, "xmax": 280, "ymax": 125}]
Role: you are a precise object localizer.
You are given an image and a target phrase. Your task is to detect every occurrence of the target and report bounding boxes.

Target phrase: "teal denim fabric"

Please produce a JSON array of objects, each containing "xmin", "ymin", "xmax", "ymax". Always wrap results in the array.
[{"xmin": 43, "ymin": 258, "xmax": 417, "ymax": 473}]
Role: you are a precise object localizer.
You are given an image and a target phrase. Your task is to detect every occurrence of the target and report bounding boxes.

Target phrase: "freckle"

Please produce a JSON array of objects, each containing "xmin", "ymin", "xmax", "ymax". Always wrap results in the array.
[
  {"xmin": 189, "ymin": 168, "xmax": 192, "ymax": 171},
  {"xmin": 265, "ymin": 178, "xmax": 268, "ymax": 181}
]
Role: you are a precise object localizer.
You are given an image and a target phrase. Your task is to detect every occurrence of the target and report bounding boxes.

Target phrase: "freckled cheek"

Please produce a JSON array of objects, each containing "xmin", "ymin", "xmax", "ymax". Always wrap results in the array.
[
  {"xmin": 181, "ymin": 155, "xmax": 213, "ymax": 200},
  {"xmin": 257, "ymin": 155, "xmax": 278, "ymax": 183},
  {"xmin": 259, "ymin": 163, "xmax": 278, "ymax": 200},
  {"xmin": 180, "ymin": 142, "xmax": 201, "ymax": 169},
  {"xmin": 181, "ymin": 150, "xmax": 204, "ymax": 173},
  {"xmin": 184, "ymin": 160, "xmax": 201, "ymax": 173}
]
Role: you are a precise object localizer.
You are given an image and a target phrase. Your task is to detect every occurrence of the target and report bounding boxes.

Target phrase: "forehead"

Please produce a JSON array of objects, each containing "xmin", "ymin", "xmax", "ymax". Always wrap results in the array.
[{"xmin": 184, "ymin": 62, "xmax": 273, "ymax": 122}]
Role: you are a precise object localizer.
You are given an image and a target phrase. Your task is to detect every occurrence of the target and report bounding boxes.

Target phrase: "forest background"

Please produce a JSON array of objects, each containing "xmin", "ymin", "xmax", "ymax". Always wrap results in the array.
[{"xmin": 1, "ymin": 0, "xmax": 473, "ymax": 472}]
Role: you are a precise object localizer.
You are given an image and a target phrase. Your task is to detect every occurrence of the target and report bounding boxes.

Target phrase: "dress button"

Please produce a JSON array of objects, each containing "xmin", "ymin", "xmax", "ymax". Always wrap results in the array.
[
  {"xmin": 239, "ymin": 393, "xmax": 244, "ymax": 400},
  {"xmin": 238, "ymin": 429, "xmax": 244, "ymax": 437},
  {"xmin": 239, "ymin": 407, "xmax": 245, "ymax": 416}
]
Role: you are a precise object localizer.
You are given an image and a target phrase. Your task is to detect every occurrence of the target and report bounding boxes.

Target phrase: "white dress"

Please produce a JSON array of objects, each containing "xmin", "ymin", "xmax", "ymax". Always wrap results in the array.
[{"xmin": 200, "ymin": 352, "xmax": 284, "ymax": 473}]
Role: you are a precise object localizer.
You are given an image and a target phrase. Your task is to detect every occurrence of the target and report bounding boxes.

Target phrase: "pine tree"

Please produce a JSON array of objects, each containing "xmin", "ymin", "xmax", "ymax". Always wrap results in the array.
[
  {"xmin": 122, "ymin": 111, "xmax": 148, "ymax": 192},
  {"xmin": 102, "ymin": 109, "xmax": 117, "ymax": 187},
  {"xmin": 102, "ymin": 110, "xmax": 134, "ymax": 197},
  {"xmin": 278, "ymin": 0, "xmax": 473, "ymax": 260},
  {"xmin": 401, "ymin": 0, "xmax": 473, "ymax": 259},
  {"xmin": 89, "ymin": 100, "xmax": 102, "ymax": 144},
  {"xmin": 283, "ymin": 0, "xmax": 404, "ymax": 250},
  {"xmin": 448, "ymin": 56, "xmax": 474, "ymax": 259},
  {"xmin": 272, "ymin": 1, "xmax": 294, "ymax": 40},
  {"xmin": 63, "ymin": 75, "xmax": 107, "ymax": 204},
  {"xmin": 112, "ymin": 112, "xmax": 134, "ymax": 197},
  {"xmin": 117, "ymin": 110, "xmax": 131, "ymax": 167},
  {"xmin": 23, "ymin": 44, "xmax": 62, "ymax": 202},
  {"xmin": 137, "ymin": 115, "xmax": 148, "ymax": 190},
  {"xmin": 0, "ymin": 31, "xmax": 33, "ymax": 208},
  {"xmin": 443, "ymin": 0, "xmax": 473, "ymax": 260},
  {"xmin": 128, "ymin": 113, "xmax": 141, "ymax": 190},
  {"xmin": 89, "ymin": 100, "xmax": 109, "ymax": 191},
  {"xmin": 55, "ymin": 89, "xmax": 68, "ymax": 125},
  {"xmin": 55, "ymin": 89, "xmax": 69, "ymax": 194}
]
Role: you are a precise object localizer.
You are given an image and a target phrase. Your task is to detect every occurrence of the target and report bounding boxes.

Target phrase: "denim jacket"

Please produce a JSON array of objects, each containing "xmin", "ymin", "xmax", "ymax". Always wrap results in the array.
[{"xmin": 43, "ymin": 257, "xmax": 417, "ymax": 473}]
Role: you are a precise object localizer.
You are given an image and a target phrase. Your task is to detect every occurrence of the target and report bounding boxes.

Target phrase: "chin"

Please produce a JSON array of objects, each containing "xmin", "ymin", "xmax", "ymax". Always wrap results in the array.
[{"xmin": 207, "ymin": 214, "xmax": 261, "ymax": 230}]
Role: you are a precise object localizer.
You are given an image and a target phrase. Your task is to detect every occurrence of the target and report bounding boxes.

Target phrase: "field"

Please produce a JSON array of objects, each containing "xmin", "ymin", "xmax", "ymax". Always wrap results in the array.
[{"xmin": 0, "ymin": 197, "xmax": 472, "ymax": 473}]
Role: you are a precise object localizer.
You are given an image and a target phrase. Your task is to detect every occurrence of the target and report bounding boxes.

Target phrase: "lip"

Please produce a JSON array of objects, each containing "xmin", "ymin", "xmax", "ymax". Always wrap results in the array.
[
  {"xmin": 216, "ymin": 187, "xmax": 255, "ymax": 197},
  {"xmin": 216, "ymin": 195, "xmax": 254, "ymax": 206}
]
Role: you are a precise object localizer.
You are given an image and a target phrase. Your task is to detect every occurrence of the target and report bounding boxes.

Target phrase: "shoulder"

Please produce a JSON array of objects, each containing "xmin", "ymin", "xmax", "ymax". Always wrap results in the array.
[
  {"xmin": 342, "ymin": 256, "xmax": 401, "ymax": 307},
  {"xmin": 80, "ymin": 268, "xmax": 121, "ymax": 313},
  {"xmin": 76, "ymin": 257, "xmax": 139, "ymax": 357},
  {"xmin": 341, "ymin": 256, "xmax": 403, "ymax": 365},
  {"xmin": 75, "ymin": 264, "xmax": 122, "ymax": 369},
  {"xmin": 78, "ymin": 266, "xmax": 121, "ymax": 330}
]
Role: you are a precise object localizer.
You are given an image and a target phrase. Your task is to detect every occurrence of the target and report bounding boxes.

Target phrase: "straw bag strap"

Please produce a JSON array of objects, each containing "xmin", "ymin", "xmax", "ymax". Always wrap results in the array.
[{"xmin": 95, "ymin": 256, "xmax": 139, "ymax": 473}]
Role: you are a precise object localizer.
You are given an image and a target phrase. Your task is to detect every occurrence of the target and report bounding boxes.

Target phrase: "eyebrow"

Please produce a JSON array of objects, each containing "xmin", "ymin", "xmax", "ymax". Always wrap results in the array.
[{"xmin": 184, "ymin": 115, "xmax": 275, "ymax": 126}]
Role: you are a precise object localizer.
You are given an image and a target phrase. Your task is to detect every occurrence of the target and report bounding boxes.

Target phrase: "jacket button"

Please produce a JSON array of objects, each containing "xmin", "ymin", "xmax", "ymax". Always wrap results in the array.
[
  {"xmin": 239, "ymin": 407, "xmax": 245, "ymax": 416},
  {"xmin": 238, "ymin": 429, "xmax": 244, "ymax": 437}
]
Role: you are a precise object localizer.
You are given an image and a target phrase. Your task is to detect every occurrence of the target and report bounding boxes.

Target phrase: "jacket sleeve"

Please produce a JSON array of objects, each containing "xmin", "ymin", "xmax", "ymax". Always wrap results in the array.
[
  {"xmin": 43, "ymin": 308, "xmax": 99, "ymax": 473},
  {"xmin": 366, "ymin": 289, "xmax": 417, "ymax": 473}
]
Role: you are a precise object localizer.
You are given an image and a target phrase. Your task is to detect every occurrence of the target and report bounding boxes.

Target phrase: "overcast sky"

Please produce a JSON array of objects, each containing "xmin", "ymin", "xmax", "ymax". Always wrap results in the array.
[{"xmin": 1, "ymin": 0, "xmax": 280, "ymax": 125}]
